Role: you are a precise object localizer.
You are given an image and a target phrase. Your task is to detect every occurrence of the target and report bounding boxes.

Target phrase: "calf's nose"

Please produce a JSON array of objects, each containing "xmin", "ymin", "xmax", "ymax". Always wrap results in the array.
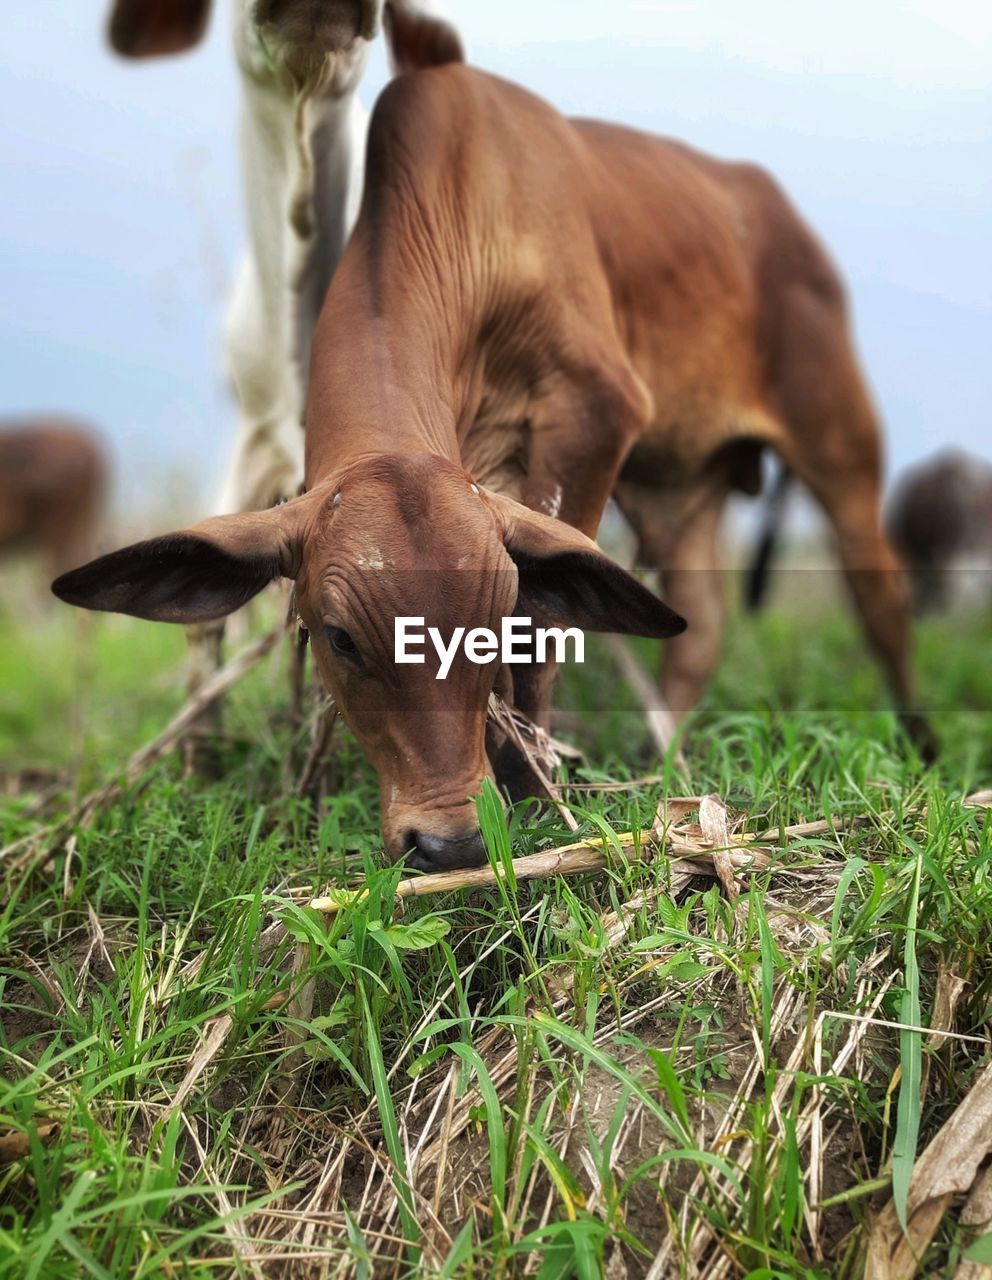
[{"xmin": 406, "ymin": 828, "xmax": 489, "ymax": 873}]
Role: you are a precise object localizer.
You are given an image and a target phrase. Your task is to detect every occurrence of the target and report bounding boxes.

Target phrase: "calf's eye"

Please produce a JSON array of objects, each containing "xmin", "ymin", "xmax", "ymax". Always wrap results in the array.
[{"xmin": 326, "ymin": 626, "xmax": 361, "ymax": 664}]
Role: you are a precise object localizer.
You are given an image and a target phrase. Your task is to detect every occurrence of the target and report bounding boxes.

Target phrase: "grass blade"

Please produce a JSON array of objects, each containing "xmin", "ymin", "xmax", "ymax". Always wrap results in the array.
[{"xmin": 892, "ymin": 843, "xmax": 924, "ymax": 1234}]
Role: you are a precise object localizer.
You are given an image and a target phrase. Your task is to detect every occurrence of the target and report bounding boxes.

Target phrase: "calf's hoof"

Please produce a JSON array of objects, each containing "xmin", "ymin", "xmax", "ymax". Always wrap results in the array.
[
  {"xmin": 899, "ymin": 711, "xmax": 939, "ymax": 766},
  {"xmin": 181, "ymin": 723, "xmax": 228, "ymax": 780}
]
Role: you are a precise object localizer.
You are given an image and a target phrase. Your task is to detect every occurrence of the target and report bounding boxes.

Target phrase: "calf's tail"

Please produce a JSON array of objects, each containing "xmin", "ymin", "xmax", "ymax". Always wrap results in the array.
[{"xmin": 744, "ymin": 464, "xmax": 794, "ymax": 612}]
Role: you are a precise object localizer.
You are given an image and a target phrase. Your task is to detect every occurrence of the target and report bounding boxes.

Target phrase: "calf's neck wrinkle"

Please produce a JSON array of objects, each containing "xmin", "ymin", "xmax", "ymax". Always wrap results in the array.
[{"xmin": 303, "ymin": 299, "xmax": 464, "ymax": 484}]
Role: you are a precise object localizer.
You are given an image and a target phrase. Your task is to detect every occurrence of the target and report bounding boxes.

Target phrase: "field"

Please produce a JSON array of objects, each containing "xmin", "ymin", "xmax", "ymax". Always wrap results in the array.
[{"xmin": 1, "ymin": 572, "xmax": 991, "ymax": 1279}]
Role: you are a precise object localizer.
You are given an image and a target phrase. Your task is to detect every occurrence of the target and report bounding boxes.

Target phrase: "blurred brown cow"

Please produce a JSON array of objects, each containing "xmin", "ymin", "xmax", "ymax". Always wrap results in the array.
[
  {"xmin": 887, "ymin": 449, "xmax": 992, "ymax": 613},
  {"xmin": 0, "ymin": 418, "xmax": 108, "ymax": 583}
]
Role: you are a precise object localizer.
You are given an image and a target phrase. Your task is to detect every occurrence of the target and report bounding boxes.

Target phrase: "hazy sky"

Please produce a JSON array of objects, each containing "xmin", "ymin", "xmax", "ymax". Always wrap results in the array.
[{"xmin": 1, "ymin": 1, "xmax": 989, "ymax": 523}]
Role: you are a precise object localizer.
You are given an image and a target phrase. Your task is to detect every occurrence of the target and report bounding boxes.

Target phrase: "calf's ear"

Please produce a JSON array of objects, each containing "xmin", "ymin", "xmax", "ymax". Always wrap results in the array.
[
  {"xmin": 107, "ymin": 0, "xmax": 212, "ymax": 58},
  {"xmin": 383, "ymin": 1, "xmax": 464, "ymax": 75},
  {"xmin": 52, "ymin": 501, "xmax": 308, "ymax": 624},
  {"xmin": 485, "ymin": 491, "xmax": 687, "ymax": 639}
]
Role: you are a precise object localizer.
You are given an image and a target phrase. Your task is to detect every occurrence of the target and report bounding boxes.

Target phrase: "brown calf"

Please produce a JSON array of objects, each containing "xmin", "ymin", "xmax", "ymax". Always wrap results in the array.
[
  {"xmin": 54, "ymin": 64, "xmax": 930, "ymax": 866},
  {"xmin": 1, "ymin": 418, "xmax": 107, "ymax": 582},
  {"xmin": 887, "ymin": 449, "xmax": 992, "ymax": 613}
]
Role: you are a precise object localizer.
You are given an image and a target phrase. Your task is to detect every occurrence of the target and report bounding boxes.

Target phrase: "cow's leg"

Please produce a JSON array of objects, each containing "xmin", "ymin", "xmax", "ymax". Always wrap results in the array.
[
  {"xmin": 490, "ymin": 365, "xmax": 650, "ymax": 800},
  {"xmin": 179, "ymin": 414, "xmax": 304, "ymax": 770},
  {"xmin": 215, "ymin": 412, "xmax": 304, "ymax": 611},
  {"xmin": 796, "ymin": 464, "xmax": 929, "ymax": 748},
  {"xmin": 615, "ymin": 474, "xmax": 730, "ymax": 725},
  {"xmin": 178, "ymin": 238, "xmax": 305, "ymax": 764},
  {"xmin": 773, "ymin": 292, "xmax": 934, "ymax": 757},
  {"xmin": 657, "ymin": 487, "xmax": 728, "ymax": 723},
  {"xmin": 216, "ymin": 419, "xmax": 305, "ymax": 522}
]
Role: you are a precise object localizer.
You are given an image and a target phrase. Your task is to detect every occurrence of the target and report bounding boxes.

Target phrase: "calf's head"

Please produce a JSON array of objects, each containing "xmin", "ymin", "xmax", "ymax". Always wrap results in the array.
[{"xmin": 53, "ymin": 454, "xmax": 685, "ymax": 869}]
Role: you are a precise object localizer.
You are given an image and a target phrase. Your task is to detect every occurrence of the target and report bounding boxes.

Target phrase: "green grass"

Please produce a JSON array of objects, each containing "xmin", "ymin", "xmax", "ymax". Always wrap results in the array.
[{"xmin": 1, "ymin": 580, "xmax": 990, "ymax": 1278}]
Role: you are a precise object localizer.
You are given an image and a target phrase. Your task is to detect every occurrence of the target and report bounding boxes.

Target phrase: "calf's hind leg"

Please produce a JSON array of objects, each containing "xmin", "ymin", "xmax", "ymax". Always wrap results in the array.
[
  {"xmin": 775, "ymin": 294, "xmax": 935, "ymax": 758},
  {"xmin": 799, "ymin": 468, "xmax": 935, "ymax": 757},
  {"xmin": 616, "ymin": 475, "xmax": 729, "ymax": 726}
]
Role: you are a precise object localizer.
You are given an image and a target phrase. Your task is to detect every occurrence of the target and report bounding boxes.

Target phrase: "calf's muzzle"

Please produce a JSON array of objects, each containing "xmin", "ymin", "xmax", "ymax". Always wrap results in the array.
[{"xmin": 404, "ymin": 827, "xmax": 489, "ymax": 873}]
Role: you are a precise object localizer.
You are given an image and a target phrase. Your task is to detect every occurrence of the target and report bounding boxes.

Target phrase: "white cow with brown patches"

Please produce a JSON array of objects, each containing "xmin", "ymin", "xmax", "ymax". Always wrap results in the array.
[{"xmin": 106, "ymin": 0, "xmax": 462, "ymax": 683}]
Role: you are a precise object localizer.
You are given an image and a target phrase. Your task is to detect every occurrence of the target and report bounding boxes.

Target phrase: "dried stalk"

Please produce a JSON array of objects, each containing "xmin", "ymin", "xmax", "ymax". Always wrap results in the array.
[
  {"xmin": 165, "ymin": 1014, "xmax": 235, "ymax": 1121},
  {"xmin": 307, "ymin": 828, "xmax": 766, "ymax": 913},
  {"xmin": 487, "ymin": 693, "xmax": 580, "ymax": 831},
  {"xmin": 295, "ymin": 697, "xmax": 338, "ymax": 797},
  {"xmin": 867, "ymin": 1060, "xmax": 992, "ymax": 1279},
  {"xmin": 699, "ymin": 793, "xmax": 740, "ymax": 900},
  {"xmin": 0, "ymin": 1123, "xmax": 58, "ymax": 1165},
  {"xmin": 304, "ymin": 790, "xmax": 857, "ymax": 914}
]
